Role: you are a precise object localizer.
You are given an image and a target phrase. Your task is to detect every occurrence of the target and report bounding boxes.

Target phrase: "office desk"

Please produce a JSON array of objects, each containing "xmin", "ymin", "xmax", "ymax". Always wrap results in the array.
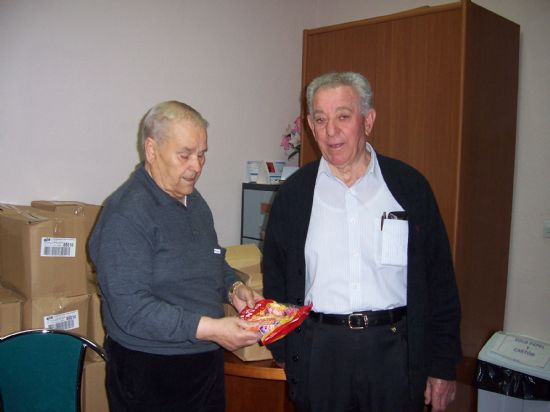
[{"xmin": 224, "ymin": 351, "xmax": 295, "ymax": 412}]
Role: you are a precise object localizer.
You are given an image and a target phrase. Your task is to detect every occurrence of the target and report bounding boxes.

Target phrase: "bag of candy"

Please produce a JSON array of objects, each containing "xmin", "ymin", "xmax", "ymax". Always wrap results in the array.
[{"xmin": 239, "ymin": 299, "xmax": 312, "ymax": 345}]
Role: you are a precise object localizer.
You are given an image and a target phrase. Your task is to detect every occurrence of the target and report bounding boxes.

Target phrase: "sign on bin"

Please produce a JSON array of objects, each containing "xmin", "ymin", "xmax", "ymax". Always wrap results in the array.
[{"xmin": 490, "ymin": 333, "xmax": 550, "ymax": 369}]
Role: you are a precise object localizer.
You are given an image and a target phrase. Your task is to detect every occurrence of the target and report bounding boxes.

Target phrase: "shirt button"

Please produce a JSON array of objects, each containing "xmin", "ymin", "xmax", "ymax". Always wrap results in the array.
[{"xmin": 292, "ymin": 355, "xmax": 299, "ymax": 362}]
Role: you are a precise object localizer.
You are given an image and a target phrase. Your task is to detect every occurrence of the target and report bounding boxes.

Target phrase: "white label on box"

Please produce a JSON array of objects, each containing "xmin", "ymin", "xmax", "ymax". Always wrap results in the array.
[
  {"xmin": 491, "ymin": 334, "xmax": 550, "ymax": 369},
  {"xmin": 40, "ymin": 237, "xmax": 77, "ymax": 257},
  {"xmin": 44, "ymin": 310, "xmax": 80, "ymax": 331}
]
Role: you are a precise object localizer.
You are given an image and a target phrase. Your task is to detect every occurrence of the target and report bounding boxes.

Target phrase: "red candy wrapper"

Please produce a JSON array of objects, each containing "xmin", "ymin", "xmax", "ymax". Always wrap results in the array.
[{"xmin": 239, "ymin": 299, "xmax": 312, "ymax": 345}]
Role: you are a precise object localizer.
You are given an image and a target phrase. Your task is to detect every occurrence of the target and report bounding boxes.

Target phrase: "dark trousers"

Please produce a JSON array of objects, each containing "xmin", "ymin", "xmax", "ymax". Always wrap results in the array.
[
  {"xmin": 293, "ymin": 317, "xmax": 424, "ymax": 412},
  {"xmin": 104, "ymin": 337, "xmax": 225, "ymax": 412}
]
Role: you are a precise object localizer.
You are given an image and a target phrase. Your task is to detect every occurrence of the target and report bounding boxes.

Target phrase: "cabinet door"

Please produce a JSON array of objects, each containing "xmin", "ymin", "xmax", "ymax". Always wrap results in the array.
[{"xmin": 373, "ymin": 8, "xmax": 462, "ymax": 242}]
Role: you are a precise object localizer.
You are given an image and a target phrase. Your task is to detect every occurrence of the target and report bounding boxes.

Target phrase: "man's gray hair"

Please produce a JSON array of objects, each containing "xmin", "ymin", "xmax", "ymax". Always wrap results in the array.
[
  {"xmin": 139, "ymin": 100, "xmax": 209, "ymax": 153},
  {"xmin": 306, "ymin": 72, "xmax": 374, "ymax": 115}
]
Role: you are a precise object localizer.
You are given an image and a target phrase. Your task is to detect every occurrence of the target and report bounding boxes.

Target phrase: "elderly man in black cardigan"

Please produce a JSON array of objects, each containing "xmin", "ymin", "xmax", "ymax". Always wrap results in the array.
[{"xmin": 262, "ymin": 72, "xmax": 461, "ymax": 412}]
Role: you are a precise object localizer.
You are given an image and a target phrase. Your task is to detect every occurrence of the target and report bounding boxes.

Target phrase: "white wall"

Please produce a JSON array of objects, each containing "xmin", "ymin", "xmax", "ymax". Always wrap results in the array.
[
  {"xmin": 0, "ymin": 0, "xmax": 309, "ymax": 246},
  {"xmin": 1, "ymin": 0, "xmax": 548, "ymax": 342}
]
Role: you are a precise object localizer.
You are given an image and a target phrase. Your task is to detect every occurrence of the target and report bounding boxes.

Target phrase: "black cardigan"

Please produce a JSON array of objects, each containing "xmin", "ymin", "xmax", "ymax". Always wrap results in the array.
[{"xmin": 262, "ymin": 155, "xmax": 462, "ymax": 400}]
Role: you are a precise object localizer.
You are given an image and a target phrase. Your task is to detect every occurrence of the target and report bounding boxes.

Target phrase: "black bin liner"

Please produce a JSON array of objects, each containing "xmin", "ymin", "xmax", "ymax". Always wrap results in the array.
[{"xmin": 476, "ymin": 359, "xmax": 550, "ymax": 401}]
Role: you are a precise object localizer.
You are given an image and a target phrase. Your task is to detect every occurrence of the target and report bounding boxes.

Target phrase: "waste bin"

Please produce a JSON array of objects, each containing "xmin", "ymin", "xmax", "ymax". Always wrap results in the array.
[{"xmin": 476, "ymin": 331, "xmax": 550, "ymax": 411}]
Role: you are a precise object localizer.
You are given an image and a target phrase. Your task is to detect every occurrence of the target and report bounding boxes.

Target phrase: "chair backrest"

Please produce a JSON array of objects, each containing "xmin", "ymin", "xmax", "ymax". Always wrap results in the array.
[{"xmin": 0, "ymin": 329, "xmax": 106, "ymax": 412}]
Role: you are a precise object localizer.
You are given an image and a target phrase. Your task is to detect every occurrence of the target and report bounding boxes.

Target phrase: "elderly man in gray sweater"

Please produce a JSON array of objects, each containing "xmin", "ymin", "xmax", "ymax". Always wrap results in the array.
[{"xmin": 89, "ymin": 100, "xmax": 261, "ymax": 412}]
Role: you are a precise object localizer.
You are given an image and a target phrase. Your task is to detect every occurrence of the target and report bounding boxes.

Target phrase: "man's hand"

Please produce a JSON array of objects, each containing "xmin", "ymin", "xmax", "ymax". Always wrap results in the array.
[
  {"xmin": 196, "ymin": 316, "xmax": 261, "ymax": 351},
  {"xmin": 424, "ymin": 377, "xmax": 456, "ymax": 411},
  {"xmin": 230, "ymin": 283, "xmax": 263, "ymax": 313}
]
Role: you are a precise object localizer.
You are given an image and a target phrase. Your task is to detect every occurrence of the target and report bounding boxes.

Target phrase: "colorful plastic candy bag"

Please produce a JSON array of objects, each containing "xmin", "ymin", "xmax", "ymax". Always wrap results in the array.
[{"xmin": 239, "ymin": 299, "xmax": 312, "ymax": 345}]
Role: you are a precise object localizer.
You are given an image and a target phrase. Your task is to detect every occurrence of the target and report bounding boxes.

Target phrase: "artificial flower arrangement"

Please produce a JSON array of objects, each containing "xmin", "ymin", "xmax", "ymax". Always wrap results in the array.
[{"xmin": 280, "ymin": 115, "xmax": 302, "ymax": 160}]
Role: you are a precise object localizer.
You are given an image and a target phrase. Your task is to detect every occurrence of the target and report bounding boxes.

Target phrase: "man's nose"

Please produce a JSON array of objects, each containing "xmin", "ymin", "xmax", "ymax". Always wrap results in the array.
[
  {"xmin": 326, "ymin": 118, "xmax": 337, "ymax": 136},
  {"xmin": 189, "ymin": 156, "xmax": 203, "ymax": 172}
]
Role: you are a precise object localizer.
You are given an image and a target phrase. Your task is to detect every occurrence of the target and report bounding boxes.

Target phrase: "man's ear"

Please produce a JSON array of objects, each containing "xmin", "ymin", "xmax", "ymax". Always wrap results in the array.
[
  {"xmin": 144, "ymin": 137, "xmax": 157, "ymax": 163},
  {"xmin": 364, "ymin": 109, "xmax": 377, "ymax": 136},
  {"xmin": 307, "ymin": 115, "xmax": 316, "ymax": 136}
]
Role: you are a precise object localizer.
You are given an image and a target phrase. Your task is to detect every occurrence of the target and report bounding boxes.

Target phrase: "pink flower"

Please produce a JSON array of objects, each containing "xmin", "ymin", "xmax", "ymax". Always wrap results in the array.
[
  {"xmin": 280, "ymin": 134, "xmax": 292, "ymax": 151},
  {"xmin": 281, "ymin": 116, "xmax": 302, "ymax": 160}
]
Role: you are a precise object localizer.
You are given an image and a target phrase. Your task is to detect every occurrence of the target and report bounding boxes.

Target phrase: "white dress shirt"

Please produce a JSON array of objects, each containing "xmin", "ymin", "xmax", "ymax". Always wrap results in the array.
[{"xmin": 304, "ymin": 144, "xmax": 408, "ymax": 314}]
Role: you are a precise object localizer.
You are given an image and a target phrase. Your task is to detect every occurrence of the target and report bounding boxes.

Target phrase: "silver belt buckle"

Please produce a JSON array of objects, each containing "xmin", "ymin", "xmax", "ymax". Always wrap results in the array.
[{"xmin": 348, "ymin": 313, "xmax": 368, "ymax": 329}]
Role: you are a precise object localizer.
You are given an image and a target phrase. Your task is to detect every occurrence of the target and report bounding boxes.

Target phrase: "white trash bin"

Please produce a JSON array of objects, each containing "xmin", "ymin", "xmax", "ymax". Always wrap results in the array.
[{"xmin": 476, "ymin": 331, "xmax": 550, "ymax": 411}]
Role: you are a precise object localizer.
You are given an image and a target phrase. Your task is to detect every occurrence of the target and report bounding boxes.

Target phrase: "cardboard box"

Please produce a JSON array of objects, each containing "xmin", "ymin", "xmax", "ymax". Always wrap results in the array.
[
  {"xmin": 0, "ymin": 204, "xmax": 24, "ymax": 266},
  {"xmin": 225, "ymin": 244, "xmax": 263, "ymax": 292},
  {"xmin": 224, "ymin": 303, "xmax": 273, "ymax": 361},
  {"xmin": 86, "ymin": 291, "xmax": 105, "ymax": 361},
  {"xmin": 86, "ymin": 267, "xmax": 98, "ymax": 283},
  {"xmin": 30, "ymin": 201, "xmax": 101, "ymax": 229},
  {"xmin": 0, "ymin": 203, "xmax": 27, "ymax": 214},
  {"xmin": 82, "ymin": 356, "xmax": 109, "ymax": 412},
  {"xmin": 235, "ymin": 264, "xmax": 263, "ymax": 293},
  {"xmin": 23, "ymin": 293, "xmax": 90, "ymax": 336},
  {"xmin": 87, "ymin": 280, "xmax": 105, "ymax": 345},
  {"xmin": 31, "ymin": 201, "xmax": 102, "ymax": 273},
  {"xmin": 0, "ymin": 283, "xmax": 24, "ymax": 336},
  {"xmin": 225, "ymin": 244, "xmax": 262, "ymax": 269},
  {"xmin": 0, "ymin": 205, "xmax": 88, "ymax": 298}
]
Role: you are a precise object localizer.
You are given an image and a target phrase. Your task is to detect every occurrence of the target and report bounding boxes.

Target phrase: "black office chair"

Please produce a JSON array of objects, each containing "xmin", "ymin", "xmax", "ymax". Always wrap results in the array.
[{"xmin": 0, "ymin": 329, "xmax": 106, "ymax": 412}]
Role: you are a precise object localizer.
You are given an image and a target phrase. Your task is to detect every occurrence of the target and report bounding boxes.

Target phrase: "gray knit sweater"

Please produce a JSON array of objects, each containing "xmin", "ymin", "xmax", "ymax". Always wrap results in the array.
[{"xmin": 88, "ymin": 163, "xmax": 238, "ymax": 355}]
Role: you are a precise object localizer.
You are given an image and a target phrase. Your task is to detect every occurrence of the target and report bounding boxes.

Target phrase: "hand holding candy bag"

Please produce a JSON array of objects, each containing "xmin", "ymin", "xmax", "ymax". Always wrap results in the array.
[{"xmin": 239, "ymin": 299, "xmax": 312, "ymax": 345}]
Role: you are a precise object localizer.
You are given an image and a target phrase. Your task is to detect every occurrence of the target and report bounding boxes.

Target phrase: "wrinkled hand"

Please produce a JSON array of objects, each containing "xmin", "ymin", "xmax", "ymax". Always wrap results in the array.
[
  {"xmin": 196, "ymin": 316, "xmax": 261, "ymax": 351},
  {"xmin": 424, "ymin": 377, "xmax": 456, "ymax": 411},
  {"xmin": 230, "ymin": 284, "xmax": 263, "ymax": 313}
]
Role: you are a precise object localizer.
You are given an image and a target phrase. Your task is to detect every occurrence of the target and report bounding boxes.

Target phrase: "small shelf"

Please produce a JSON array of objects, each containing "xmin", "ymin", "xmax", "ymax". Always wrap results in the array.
[{"xmin": 240, "ymin": 183, "xmax": 280, "ymax": 248}]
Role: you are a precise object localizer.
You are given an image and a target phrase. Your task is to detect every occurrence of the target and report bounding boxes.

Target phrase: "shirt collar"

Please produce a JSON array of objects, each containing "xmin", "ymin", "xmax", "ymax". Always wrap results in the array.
[{"xmin": 318, "ymin": 143, "xmax": 380, "ymax": 185}]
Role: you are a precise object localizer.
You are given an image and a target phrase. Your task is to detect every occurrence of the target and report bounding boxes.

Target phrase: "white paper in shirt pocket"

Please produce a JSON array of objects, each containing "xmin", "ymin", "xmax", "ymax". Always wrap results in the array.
[{"xmin": 381, "ymin": 219, "xmax": 408, "ymax": 266}]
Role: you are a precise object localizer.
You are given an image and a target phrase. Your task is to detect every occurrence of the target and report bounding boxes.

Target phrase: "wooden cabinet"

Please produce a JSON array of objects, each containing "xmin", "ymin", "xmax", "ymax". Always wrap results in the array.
[
  {"xmin": 224, "ymin": 351, "xmax": 295, "ymax": 412},
  {"xmin": 300, "ymin": 1, "xmax": 519, "ymax": 409}
]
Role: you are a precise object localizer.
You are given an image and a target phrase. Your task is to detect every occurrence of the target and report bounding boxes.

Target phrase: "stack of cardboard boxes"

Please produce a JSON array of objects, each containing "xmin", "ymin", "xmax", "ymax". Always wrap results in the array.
[
  {"xmin": 0, "ymin": 201, "xmax": 107, "ymax": 411},
  {"xmin": 0, "ymin": 201, "xmax": 271, "ymax": 409}
]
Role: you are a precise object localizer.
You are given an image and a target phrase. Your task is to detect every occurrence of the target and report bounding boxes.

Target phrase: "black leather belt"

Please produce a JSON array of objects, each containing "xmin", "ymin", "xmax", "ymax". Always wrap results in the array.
[{"xmin": 309, "ymin": 306, "xmax": 407, "ymax": 329}]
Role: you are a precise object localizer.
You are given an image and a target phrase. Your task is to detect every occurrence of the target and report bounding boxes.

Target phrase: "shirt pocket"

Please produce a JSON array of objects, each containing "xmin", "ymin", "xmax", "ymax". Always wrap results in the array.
[{"xmin": 380, "ymin": 219, "xmax": 409, "ymax": 266}]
